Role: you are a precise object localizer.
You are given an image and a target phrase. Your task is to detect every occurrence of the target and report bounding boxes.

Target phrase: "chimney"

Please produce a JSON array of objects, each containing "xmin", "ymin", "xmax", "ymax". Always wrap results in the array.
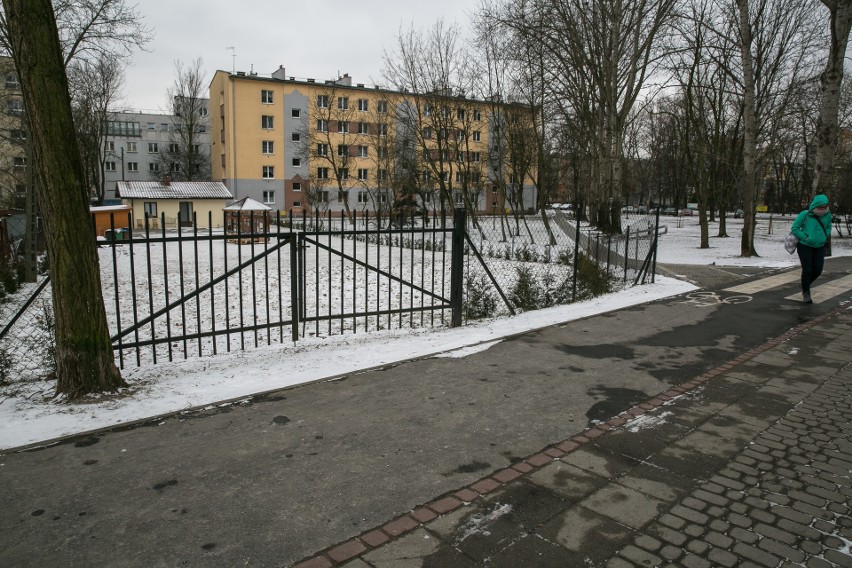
[
  {"xmin": 162, "ymin": 175, "xmax": 171, "ymax": 186},
  {"xmin": 272, "ymin": 65, "xmax": 287, "ymax": 80}
]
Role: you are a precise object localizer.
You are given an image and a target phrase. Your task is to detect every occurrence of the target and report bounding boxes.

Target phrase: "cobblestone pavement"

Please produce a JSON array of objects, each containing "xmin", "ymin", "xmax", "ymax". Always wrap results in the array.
[{"xmin": 295, "ymin": 306, "xmax": 852, "ymax": 568}]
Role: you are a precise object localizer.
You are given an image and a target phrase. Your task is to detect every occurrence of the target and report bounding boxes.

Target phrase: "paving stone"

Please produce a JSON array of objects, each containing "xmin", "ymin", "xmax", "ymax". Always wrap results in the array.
[
  {"xmin": 580, "ymin": 483, "xmax": 666, "ymax": 530},
  {"xmin": 538, "ymin": 505, "xmax": 634, "ymax": 562},
  {"xmin": 526, "ymin": 461, "xmax": 607, "ymax": 501}
]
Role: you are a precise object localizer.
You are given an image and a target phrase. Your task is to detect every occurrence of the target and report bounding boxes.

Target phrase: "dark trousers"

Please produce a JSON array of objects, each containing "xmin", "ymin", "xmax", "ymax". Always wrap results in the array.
[{"xmin": 797, "ymin": 244, "xmax": 826, "ymax": 294}]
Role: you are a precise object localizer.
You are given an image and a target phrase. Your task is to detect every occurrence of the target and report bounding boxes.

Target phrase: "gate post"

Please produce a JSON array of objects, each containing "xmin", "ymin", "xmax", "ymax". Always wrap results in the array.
[{"xmin": 450, "ymin": 207, "xmax": 466, "ymax": 327}]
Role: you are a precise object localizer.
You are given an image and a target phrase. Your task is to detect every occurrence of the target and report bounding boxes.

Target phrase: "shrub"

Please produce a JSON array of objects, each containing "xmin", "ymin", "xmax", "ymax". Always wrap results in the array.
[
  {"xmin": 575, "ymin": 252, "xmax": 614, "ymax": 299},
  {"xmin": 509, "ymin": 266, "xmax": 544, "ymax": 311},
  {"xmin": 464, "ymin": 272, "xmax": 498, "ymax": 320}
]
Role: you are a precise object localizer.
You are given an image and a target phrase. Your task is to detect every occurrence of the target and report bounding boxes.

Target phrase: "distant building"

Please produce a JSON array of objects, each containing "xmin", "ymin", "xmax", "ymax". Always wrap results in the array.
[
  {"xmin": 209, "ymin": 66, "xmax": 537, "ymax": 217},
  {"xmin": 101, "ymin": 103, "xmax": 211, "ymax": 201}
]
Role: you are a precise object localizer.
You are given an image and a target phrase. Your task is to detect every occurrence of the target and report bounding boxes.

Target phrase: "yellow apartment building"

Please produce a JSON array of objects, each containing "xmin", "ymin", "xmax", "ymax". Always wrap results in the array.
[{"xmin": 210, "ymin": 66, "xmax": 538, "ymax": 219}]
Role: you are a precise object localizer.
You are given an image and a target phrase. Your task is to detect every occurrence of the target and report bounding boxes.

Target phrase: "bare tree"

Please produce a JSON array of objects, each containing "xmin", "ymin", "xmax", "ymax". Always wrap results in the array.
[
  {"xmin": 3, "ymin": 0, "xmax": 125, "ymax": 397},
  {"xmin": 67, "ymin": 53, "xmax": 123, "ymax": 203},
  {"xmin": 157, "ymin": 58, "xmax": 210, "ymax": 181}
]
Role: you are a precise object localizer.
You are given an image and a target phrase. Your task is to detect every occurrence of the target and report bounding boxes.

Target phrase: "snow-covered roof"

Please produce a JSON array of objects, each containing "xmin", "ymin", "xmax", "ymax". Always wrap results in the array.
[
  {"xmin": 116, "ymin": 181, "xmax": 233, "ymax": 200},
  {"xmin": 224, "ymin": 197, "xmax": 272, "ymax": 211}
]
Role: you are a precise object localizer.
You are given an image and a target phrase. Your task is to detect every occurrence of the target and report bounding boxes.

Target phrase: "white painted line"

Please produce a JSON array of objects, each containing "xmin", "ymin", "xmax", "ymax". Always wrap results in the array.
[
  {"xmin": 724, "ymin": 270, "xmax": 799, "ymax": 294},
  {"xmin": 784, "ymin": 274, "xmax": 852, "ymax": 304}
]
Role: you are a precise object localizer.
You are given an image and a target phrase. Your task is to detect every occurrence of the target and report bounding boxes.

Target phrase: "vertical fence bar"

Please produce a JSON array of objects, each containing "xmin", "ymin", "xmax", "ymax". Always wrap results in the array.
[
  {"xmin": 127, "ymin": 212, "xmax": 141, "ymax": 366},
  {"xmin": 290, "ymin": 234, "xmax": 299, "ymax": 342},
  {"xmin": 108, "ymin": 213, "xmax": 123, "ymax": 369},
  {"xmin": 161, "ymin": 213, "xmax": 173, "ymax": 362},
  {"xmin": 209, "ymin": 212, "xmax": 217, "ymax": 356},
  {"xmin": 314, "ymin": 210, "xmax": 319, "ymax": 337},
  {"xmin": 624, "ymin": 227, "xmax": 630, "ymax": 284},
  {"xmin": 277, "ymin": 211, "xmax": 284, "ymax": 343},
  {"xmin": 327, "ymin": 209, "xmax": 332, "ymax": 336},
  {"xmin": 386, "ymin": 211, "xmax": 392, "ymax": 330},
  {"xmin": 375, "ymin": 210, "xmax": 381, "ymax": 330},
  {"xmin": 177, "ymin": 213, "xmax": 187, "ymax": 358},
  {"xmin": 365, "ymin": 210, "xmax": 370, "ymax": 332},
  {"xmin": 340, "ymin": 210, "xmax": 345, "ymax": 334},
  {"xmin": 249, "ymin": 211, "xmax": 258, "ymax": 347},
  {"xmin": 237, "ymin": 211, "xmax": 245, "ymax": 350},
  {"xmin": 144, "ymin": 215, "xmax": 157, "ymax": 364},
  {"xmin": 420, "ymin": 210, "xmax": 426, "ymax": 327},
  {"xmin": 223, "ymin": 213, "xmax": 231, "ymax": 353},
  {"xmin": 572, "ymin": 214, "xmax": 580, "ymax": 303},
  {"xmin": 352, "ymin": 210, "xmax": 357, "ymax": 334},
  {"xmin": 194, "ymin": 215, "xmax": 202, "ymax": 356},
  {"xmin": 450, "ymin": 208, "xmax": 466, "ymax": 327}
]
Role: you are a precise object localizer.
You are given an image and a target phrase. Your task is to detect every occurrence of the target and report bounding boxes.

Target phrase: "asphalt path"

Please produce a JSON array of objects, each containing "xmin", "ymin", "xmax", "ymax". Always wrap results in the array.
[{"xmin": 1, "ymin": 257, "xmax": 850, "ymax": 567}]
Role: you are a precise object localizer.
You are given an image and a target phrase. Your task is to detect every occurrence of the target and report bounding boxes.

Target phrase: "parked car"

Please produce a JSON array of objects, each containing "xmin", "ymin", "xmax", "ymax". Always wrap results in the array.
[
  {"xmin": 663, "ymin": 207, "xmax": 677, "ymax": 216},
  {"xmin": 733, "ymin": 208, "xmax": 744, "ymax": 218},
  {"xmin": 679, "ymin": 208, "xmax": 693, "ymax": 217}
]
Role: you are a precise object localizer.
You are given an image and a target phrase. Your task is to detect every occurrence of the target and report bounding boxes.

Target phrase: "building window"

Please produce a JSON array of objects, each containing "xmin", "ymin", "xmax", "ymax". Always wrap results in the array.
[
  {"xmin": 261, "ymin": 90, "xmax": 273, "ymax": 104},
  {"xmin": 377, "ymin": 123, "xmax": 387, "ymax": 136},
  {"xmin": 10, "ymin": 129, "xmax": 25, "ymax": 141},
  {"xmin": 262, "ymin": 140, "xmax": 274, "ymax": 154},
  {"xmin": 338, "ymin": 121, "xmax": 349, "ymax": 133},
  {"xmin": 317, "ymin": 190, "xmax": 329, "ymax": 203},
  {"xmin": 166, "ymin": 143, "xmax": 178, "ymax": 153},
  {"xmin": 262, "ymin": 115, "xmax": 274, "ymax": 129},
  {"xmin": 424, "ymin": 104, "xmax": 432, "ymax": 116},
  {"xmin": 337, "ymin": 144, "xmax": 349, "ymax": 157},
  {"xmin": 471, "ymin": 151, "xmax": 480, "ymax": 162},
  {"xmin": 171, "ymin": 163, "xmax": 181, "ymax": 172},
  {"xmin": 339, "ymin": 168, "xmax": 349, "ymax": 180},
  {"xmin": 6, "ymin": 99, "xmax": 22, "ymax": 114},
  {"xmin": 5, "ymin": 74, "xmax": 19, "ymax": 89},
  {"xmin": 457, "ymin": 109, "xmax": 465, "ymax": 120},
  {"xmin": 358, "ymin": 145, "xmax": 368, "ymax": 157},
  {"xmin": 127, "ymin": 162, "xmax": 138, "ymax": 172},
  {"xmin": 358, "ymin": 122, "xmax": 369, "ymax": 134},
  {"xmin": 358, "ymin": 191, "xmax": 368, "ymax": 203},
  {"xmin": 262, "ymin": 190, "xmax": 275, "ymax": 204},
  {"xmin": 358, "ymin": 99, "xmax": 368, "ymax": 111},
  {"xmin": 291, "ymin": 132, "xmax": 300, "ymax": 142},
  {"xmin": 317, "ymin": 167, "xmax": 329, "ymax": 179},
  {"xmin": 377, "ymin": 100, "xmax": 388, "ymax": 113},
  {"xmin": 149, "ymin": 162, "xmax": 160, "ymax": 172},
  {"xmin": 147, "ymin": 122, "xmax": 156, "ymax": 130},
  {"xmin": 377, "ymin": 147, "xmax": 388, "ymax": 159},
  {"xmin": 379, "ymin": 169, "xmax": 389, "ymax": 181},
  {"xmin": 13, "ymin": 156, "xmax": 26, "ymax": 169},
  {"xmin": 291, "ymin": 108, "xmax": 301, "ymax": 118},
  {"xmin": 317, "ymin": 119, "xmax": 328, "ymax": 132},
  {"xmin": 473, "ymin": 110, "xmax": 481, "ymax": 121},
  {"xmin": 160, "ymin": 123, "xmax": 168, "ymax": 131},
  {"xmin": 378, "ymin": 193, "xmax": 388, "ymax": 204},
  {"xmin": 317, "ymin": 143, "xmax": 329, "ymax": 157},
  {"xmin": 104, "ymin": 141, "xmax": 115, "ymax": 152},
  {"xmin": 127, "ymin": 141, "xmax": 137, "ymax": 152},
  {"xmin": 148, "ymin": 142, "xmax": 159, "ymax": 153},
  {"xmin": 357, "ymin": 168, "xmax": 368, "ymax": 181},
  {"xmin": 293, "ymin": 200, "xmax": 301, "ymax": 207},
  {"xmin": 317, "ymin": 95, "xmax": 328, "ymax": 108},
  {"xmin": 292, "ymin": 158, "xmax": 301, "ymax": 167},
  {"xmin": 337, "ymin": 96, "xmax": 348, "ymax": 110},
  {"xmin": 262, "ymin": 165, "xmax": 274, "ymax": 178},
  {"xmin": 423, "ymin": 127, "xmax": 432, "ymax": 139},
  {"xmin": 105, "ymin": 161, "xmax": 116, "ymax": 172},
  {"xmin": 292, "ymin": 182, "xmax": 302, "ymax": 192},
  {"xmin": 423, "ymin": 192, "xmax": 432, "ymax": 203},
  {"xmin": 472, "ymin": 131, "xmax": 481, "ymax": 142},
  {"xmin": 143, "ymin": 202, "xmax": 157, "ymax": 217},
  {"xmin": 454, "ymin": 192, "xmax": 464, "ymax": 205}
]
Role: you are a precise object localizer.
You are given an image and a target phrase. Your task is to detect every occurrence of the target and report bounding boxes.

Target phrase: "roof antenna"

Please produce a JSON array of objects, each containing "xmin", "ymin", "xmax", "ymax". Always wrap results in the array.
[{"xmin": 227, "ymin": 47, "xmax": 236, "ymax": 73}]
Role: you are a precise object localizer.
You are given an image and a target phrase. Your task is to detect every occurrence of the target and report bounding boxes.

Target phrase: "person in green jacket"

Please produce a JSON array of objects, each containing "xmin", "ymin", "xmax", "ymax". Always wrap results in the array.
[{"xmin": 790, "ymin": 194, "xmax": 832, "ymax": 304}]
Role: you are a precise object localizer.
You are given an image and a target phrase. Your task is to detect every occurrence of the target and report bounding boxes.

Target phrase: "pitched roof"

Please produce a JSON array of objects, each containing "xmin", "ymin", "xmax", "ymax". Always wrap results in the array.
[
  {"xmin": 116, "ymin": 181, "xmax": 233, "ymax": 200},
  {"xmin": 224, "ymin": 197, "xmax": 271, "ymax": 211}
]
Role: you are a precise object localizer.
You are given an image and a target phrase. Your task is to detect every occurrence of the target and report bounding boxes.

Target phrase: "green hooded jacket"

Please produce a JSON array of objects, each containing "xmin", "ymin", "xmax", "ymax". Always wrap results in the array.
[{"xmin": 791, "ymin": 194, "xmax": 832, "ymax": 248}]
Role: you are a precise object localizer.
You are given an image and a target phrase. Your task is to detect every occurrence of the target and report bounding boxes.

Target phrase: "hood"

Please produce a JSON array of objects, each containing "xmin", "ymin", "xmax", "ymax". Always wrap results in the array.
[{"xmin": 809, "ymin": 194, "xmax": 829, "ymax": 211}]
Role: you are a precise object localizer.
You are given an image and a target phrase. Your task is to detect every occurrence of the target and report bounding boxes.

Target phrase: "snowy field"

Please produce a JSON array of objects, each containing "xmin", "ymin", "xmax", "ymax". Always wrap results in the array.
[{"xmin": 1, "ymin": 212, "xmax": 849, "ymax": 450}]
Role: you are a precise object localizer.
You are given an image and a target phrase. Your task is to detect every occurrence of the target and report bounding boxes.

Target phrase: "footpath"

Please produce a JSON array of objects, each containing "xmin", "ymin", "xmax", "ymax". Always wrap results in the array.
[{"xmin": 295, "ymin": 304, "xmax": 852, "ymax": 568}]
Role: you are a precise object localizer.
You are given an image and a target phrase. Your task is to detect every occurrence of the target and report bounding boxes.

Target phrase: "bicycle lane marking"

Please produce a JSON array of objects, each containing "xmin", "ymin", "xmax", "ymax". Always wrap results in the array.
[{"xmin": 678, "ymin": 291, "xmax": 753, "ymax": 307}]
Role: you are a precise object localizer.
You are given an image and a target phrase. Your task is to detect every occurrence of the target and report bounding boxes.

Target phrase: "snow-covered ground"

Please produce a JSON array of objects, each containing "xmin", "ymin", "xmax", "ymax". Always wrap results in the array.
[{"xmin": 1, "ymin": 213, "xmax": 848, "ymax": 451}]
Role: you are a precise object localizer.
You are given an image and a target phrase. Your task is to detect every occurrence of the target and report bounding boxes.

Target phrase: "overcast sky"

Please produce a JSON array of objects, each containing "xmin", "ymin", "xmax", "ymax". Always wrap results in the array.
[{"xmin": 120, "ymin": 0, "xmax": 479, "ymax": 112}]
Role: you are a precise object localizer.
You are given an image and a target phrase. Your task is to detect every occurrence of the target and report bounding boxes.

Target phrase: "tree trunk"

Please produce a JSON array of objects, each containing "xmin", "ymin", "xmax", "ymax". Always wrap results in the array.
[
  {"xmin": 812, "ymin": 0, "xmax": 852, "ymax": 196},
  {"xmin": 4, "ymin": 0, "xmax": 126, "ymax": 398},
  {"xmin": 736, "ymin": 0, "xmax": 758, "ymax": 257}
]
